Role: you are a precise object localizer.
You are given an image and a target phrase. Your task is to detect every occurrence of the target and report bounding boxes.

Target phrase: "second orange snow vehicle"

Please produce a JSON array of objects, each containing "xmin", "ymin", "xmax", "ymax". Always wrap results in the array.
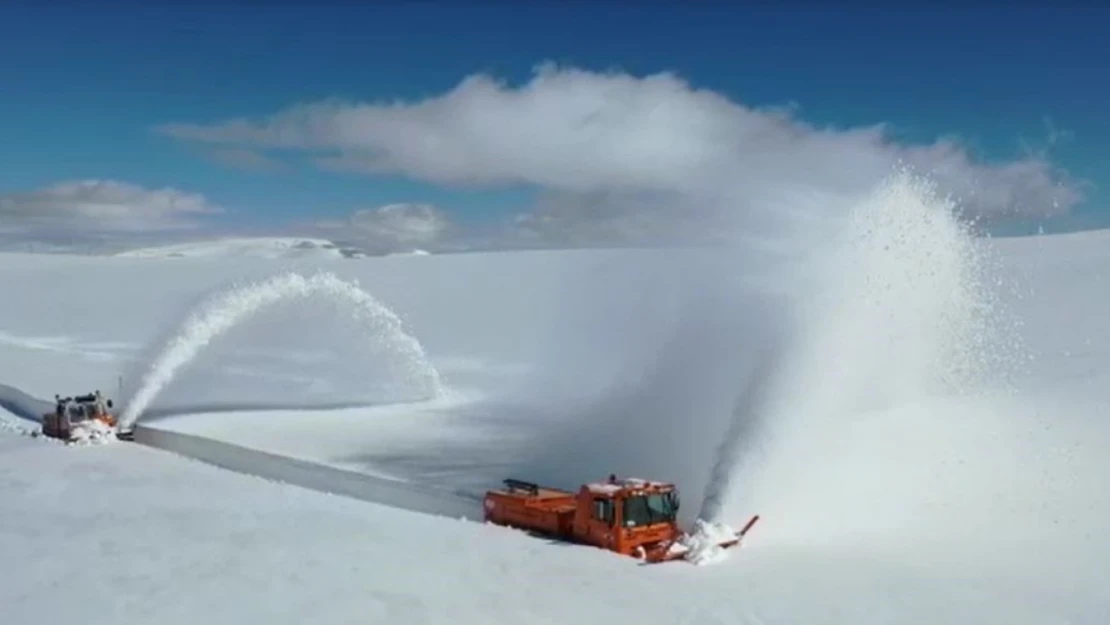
[
  {"xmin": 41, "ymin": 391, "xmax": 118, "ymax": 441},
  {"xmin": 483, "ymin": 475, "xmax": 759, "ymax": 563}
]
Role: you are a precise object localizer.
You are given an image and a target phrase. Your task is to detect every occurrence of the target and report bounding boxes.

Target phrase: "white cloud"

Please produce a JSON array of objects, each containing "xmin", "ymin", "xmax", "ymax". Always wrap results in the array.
[
  {"xmin": 349, "ymin": 203, "xmax": 451, "ymax": 243},
  {"xmin": 0, "ymin": 179, "xmax": 223, "ymax": 235},
  {"xmin": 158, "ymin": 63, "xmax": 1084, "ymax": 248},
  {"xmin": 313, "ymin": 202, "xmax": 455, "ymax": 253}
]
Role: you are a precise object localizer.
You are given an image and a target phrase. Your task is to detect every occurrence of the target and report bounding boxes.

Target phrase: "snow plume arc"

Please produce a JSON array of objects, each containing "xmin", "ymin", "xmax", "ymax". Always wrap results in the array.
[
  {"xmin": 784, "ymin": 168, "xmax": 1015, "ymax": 409},
  {"xmin": 697, "ymin": 340, "xmax": 783, "ymax": 524},
  {"xmin": 118, "ymin": 271, "xmax": 442, "ymax": 429},
  {"xmin": 714, "ymin": 168, "xmax": 1023, "ymax": 544}
]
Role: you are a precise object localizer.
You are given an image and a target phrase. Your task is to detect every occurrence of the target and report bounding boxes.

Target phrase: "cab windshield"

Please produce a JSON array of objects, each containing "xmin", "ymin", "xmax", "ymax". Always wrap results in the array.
[{"xmin": 622, "ymin": 491, "xmax": 678, "ymax": 527}]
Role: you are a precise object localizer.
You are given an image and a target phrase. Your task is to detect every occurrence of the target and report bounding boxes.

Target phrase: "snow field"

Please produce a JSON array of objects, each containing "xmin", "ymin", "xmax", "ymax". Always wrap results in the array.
[
  {"xmin": 0, "ymin": 433, "xmax": 1085, "ymax": 625},
  {"xmin": 2, "ymin": 171, "xmax": 1110, "ymax": 622}
]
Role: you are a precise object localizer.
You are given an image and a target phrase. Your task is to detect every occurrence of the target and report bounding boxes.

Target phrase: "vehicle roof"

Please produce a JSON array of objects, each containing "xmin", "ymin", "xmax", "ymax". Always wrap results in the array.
[{"xmin": 584, "ymin": 477, "xmax": 674, "ymax": 496}]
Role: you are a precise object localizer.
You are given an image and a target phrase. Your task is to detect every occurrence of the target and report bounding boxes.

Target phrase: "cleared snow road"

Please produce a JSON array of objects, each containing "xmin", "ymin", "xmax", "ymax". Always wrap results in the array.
[{"xmin": 0, "ymin": 382, "xmax": 483, "ymax": 522}]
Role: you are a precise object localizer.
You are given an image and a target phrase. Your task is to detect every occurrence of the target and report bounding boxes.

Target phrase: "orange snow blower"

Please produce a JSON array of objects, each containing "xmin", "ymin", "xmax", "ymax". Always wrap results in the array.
[
  {"xmin": 483, "ymin": 475, "xmax": 759, "ymax": 563},
  {"xmin": 41, "ymin": 391, "xmax": 118, "ymax": 441}
]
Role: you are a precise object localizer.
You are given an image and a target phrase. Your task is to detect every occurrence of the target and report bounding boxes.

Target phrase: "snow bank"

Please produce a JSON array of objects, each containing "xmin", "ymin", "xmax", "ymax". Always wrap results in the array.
[
  {"xmin": 0, "ymin": 411, "xmax": 115, "ymax": 445},
  {"xmin": 0, "ymin": 414, "xmax": 26, "ymax": 435}
]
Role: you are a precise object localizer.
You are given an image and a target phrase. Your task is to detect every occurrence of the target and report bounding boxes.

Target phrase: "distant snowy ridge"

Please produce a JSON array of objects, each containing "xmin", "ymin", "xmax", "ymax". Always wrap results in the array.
[{"xmin": 114, "ymin": 237, "xmax": 373, "ymax": 259}]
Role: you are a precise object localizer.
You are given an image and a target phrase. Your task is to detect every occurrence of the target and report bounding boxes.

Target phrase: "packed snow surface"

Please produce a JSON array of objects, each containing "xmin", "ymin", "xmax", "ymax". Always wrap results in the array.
[{"xmin": 2, "ymin": 175, "xmax": 1110, "ymax": 623}]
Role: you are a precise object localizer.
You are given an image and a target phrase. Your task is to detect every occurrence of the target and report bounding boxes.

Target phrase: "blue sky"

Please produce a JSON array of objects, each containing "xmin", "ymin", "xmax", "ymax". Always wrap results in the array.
[{"xmin": 0, "ymin": 5, "xmax": 1105, "ymax": 249}]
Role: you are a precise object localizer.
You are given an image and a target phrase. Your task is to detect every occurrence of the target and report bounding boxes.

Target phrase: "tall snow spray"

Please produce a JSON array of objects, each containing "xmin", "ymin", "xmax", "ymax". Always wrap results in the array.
[
  {"xmin": 698, "ymin": 168, "xmax": 1024, "ymax": 533},
  {"xmin": 118, "ymin": 271, "xmax": 442, "ymax": 429}
]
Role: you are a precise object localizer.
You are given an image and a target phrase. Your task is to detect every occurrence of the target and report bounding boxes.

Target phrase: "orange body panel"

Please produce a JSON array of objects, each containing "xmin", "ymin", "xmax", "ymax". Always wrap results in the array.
[
  {"xmin": 484, "ymin": 484, "xmax": 578, "ymax": 537},
  {"xmin": 483, "ymin": 476, "xmax": 688, "ymax": 561}
]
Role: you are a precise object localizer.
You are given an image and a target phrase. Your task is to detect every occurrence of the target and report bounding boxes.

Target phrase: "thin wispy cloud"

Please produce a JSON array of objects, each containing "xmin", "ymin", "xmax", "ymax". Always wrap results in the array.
[
  {"xmin": 0, "ymin": 179, "xmax": 222, "ymax": 234},
  {"xmin": 0, "ymin": 179, "xmax": 228, "ymax": 253},
  {"xmin": 205, "ymin": 148, "xmax": 289, "ymax": 173}
]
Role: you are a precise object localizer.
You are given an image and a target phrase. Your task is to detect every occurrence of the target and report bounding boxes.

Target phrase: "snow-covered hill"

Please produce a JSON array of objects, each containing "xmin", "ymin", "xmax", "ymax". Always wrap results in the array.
[
  {"xmin": 2, "ymin": 178, "xmax": 1109, "ymax": 623},
  {"xmin": 113, "ymin": 237, "xmax": 370, "ymax": 259}
]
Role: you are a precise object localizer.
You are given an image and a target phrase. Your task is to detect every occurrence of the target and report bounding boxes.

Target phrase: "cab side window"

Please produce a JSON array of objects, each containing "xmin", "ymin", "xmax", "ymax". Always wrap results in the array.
[{"xmin": 593, "ymin": 498, "xmax": 614, "ymax": 525}]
